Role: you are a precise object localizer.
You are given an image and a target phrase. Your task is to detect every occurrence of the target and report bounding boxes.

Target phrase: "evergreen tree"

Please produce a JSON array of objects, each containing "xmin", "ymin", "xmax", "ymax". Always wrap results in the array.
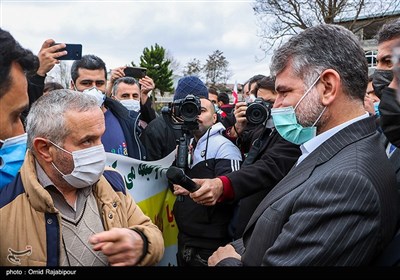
[{"xmin": 137, "ymin": 43, "xmax": 174, "ymax": 97}]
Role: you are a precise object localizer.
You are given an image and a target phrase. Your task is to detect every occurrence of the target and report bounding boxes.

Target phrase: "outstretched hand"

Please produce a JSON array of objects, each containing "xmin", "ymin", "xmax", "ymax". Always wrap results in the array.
[{"xmin": 89, "ymin": 227, "xmax": 144, "ymax": 266}]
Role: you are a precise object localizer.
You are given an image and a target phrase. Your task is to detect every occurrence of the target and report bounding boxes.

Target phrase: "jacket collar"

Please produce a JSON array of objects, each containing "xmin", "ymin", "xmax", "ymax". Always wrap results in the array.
[{"xmin": 245, "ymin": 116, "xmax": 378, "ymax": 231}]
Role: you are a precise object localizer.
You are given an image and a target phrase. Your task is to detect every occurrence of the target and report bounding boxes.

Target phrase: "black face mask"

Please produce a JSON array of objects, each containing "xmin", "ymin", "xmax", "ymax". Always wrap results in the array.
[{"xmin": 372, "ymin": 69, "xmax": 393, "ymax": 98}]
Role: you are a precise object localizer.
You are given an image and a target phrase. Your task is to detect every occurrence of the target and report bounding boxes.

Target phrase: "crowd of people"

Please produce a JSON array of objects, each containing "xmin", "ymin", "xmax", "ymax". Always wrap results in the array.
[{"xmin": 0, "ymin": 18, "xmax": 399, "ymax": 267}]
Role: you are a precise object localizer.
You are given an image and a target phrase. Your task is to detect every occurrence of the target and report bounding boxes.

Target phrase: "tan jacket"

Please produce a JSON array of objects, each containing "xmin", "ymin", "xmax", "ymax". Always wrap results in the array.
[{"xmin": 0, "ymin": 151, "xmax": 164, "ymax": 266}]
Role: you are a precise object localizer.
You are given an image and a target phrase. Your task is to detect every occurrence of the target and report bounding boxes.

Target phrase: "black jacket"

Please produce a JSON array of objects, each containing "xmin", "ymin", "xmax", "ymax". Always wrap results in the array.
[
  {"xmin": 21, "ymin": 74, "xmax": 46, "ymax": 126},
  {"xmin": 227, "ymin": 128, "xmax": 301, "ymax": 239},
  {"xmin": 140, "ymin": 98, "xmax": 157, "ymax": 125},
  {"xmin": 140, "ymin": 114, "xmax": 188, "ymax": 161},
  {"xmin": 380, "ymin": 87, "xmax": 400, "ymax": 148}
]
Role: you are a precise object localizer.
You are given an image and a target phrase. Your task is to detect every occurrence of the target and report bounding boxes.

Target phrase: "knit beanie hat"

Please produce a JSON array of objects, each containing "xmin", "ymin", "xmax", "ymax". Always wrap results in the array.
[{"xmin": 173, "ymin": 76, "xmax": 209, "ymax": 100}]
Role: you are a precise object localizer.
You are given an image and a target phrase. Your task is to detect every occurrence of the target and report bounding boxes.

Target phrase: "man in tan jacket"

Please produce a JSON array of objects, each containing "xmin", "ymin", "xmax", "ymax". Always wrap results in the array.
[{"xmin": 0, "ymin": 89, "xmax": 164, "ymax": 266}]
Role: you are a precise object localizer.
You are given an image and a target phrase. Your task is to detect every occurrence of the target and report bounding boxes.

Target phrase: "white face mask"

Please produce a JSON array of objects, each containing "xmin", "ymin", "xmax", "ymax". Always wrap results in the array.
[
  {"xmin": 120, "ymin": 99, "xmax": 140, "ymax": 112},
  {"xmin": 50, "ymin": 142, "xmax": 106, "ymax": 189},
  {"xmin": 83, "ymin": 87, "xmax": 105, "ymax": 107}
]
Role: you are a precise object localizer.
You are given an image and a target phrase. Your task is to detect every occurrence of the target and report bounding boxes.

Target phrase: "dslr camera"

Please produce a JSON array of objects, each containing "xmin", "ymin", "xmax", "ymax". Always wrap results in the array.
[
  {"xmin": 161, "ymin": 94, "xmax": 201, "ymax": 130},
  {"xmin": 246, "ymin": 97, "xmax": 272, "ymax": 125},
  {"xmin": 173, "ymin": 94, "xmax": 201, "ymax": 123},
  {"xmin": 161, "ymin": 94, "xmax": 201, "ymax": 169}
]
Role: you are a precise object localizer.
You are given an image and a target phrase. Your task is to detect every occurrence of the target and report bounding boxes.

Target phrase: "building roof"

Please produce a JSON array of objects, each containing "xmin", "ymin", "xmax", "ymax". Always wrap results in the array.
[{"xmin": 335, "ymin": 10, "xmax": 400, "ymax": 23}]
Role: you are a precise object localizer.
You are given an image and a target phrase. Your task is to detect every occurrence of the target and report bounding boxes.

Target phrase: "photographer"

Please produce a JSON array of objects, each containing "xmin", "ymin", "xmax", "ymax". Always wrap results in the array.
[
  {"xmin": 191, "ymin": 76, "xmax": 301, "ymax": 239},
  {"xmin": 227, "ymin": 76, "xmax": 275, "ymax": 153},
  {"xmin": 171, "ymin": 98, "xmax": 242, "ymax": 266},
  {"xmin": 141, "ymin": 76, "xmax": 208, "ymax": 161}
]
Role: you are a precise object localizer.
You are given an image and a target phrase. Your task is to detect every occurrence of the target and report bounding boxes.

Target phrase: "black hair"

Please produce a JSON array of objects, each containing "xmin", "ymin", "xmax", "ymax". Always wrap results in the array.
[
  {"xmin": 218, "ymin": 92, "xmax": 229, "ymax": 104},
  {"xmin": 70, "ymin": 54, "xmax": 107, "ymax": 84},
  {"xmin": 0, "ymin": 28, "xmax": 39, "ymax": 99}
]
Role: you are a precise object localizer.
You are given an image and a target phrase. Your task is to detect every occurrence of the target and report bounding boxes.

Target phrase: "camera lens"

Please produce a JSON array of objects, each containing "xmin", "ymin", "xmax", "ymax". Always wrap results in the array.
[
  {"xmin": 180, "ymin": 101, "xmax": 199, "ymax": 122},
  {"xmin": 246, "ymin": 99, "xmax": 271, "ymax": 125}
]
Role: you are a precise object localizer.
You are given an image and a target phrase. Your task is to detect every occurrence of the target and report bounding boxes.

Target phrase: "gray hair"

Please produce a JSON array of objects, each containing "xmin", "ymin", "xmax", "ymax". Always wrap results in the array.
[
  {"xmin": 270, "ymin": 24, "xmax": 368, "ymax": 101},
  {"xmin": 111, "ymin": 76, "xmax": 139, "ymax": 96},
  {"xmin": 26, "ymin": 89, "xmax": 98, "ymax": 150},
  {"xmin": 376, "ymin": 19, "xmax": 400, "ymax": 44}
]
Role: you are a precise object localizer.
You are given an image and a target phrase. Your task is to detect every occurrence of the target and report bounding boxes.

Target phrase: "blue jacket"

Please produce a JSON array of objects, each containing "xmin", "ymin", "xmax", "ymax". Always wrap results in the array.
[{"xmin": 104, "ymin": 97, "xmax": 147, "ymax": 160}]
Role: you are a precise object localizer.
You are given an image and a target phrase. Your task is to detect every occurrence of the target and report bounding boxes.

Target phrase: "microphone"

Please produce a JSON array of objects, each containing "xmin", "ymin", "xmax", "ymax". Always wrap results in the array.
[{"xmin": 166, "ymin": 166, "xmax": 200, "ymax": 193}]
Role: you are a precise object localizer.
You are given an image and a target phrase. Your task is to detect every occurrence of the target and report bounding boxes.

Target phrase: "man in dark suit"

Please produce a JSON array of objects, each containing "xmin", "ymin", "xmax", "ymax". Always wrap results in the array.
[{"xmin": 208, "ymin": 24, "xmax": 399, "ymax": 266}]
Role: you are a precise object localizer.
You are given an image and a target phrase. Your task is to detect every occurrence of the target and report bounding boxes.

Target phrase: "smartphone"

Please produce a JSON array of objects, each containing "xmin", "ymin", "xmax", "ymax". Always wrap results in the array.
[
  {"xmin": 54, "ymin": 43, "xmax": 82, "ymax": 60},
  {"xmin": 124, "ymin": 67, "xmax": 147, "ymax": 79}
]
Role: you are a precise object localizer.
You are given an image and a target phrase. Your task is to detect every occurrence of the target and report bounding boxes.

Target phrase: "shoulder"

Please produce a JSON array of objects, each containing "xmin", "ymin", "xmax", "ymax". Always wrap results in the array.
[
  {"xmin": 211, "ymin": 134, "xmax": 242, "ymax": 160},
  {"xmin": 103, "ymin": 168, "xmax": 126, "ymax": 195},
  {"xmin": 142, "ymin": 117, "xmax": 172, "ymax": 138},
  {"xmin": 0, "ymin": 173, "xmax": 25, "ymax": 208}
]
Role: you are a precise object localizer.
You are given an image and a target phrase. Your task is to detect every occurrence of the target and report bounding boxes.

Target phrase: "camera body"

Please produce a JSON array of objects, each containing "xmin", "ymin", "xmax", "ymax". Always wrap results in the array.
[
  {"xmin": 246, "ymin": 97, "xmax": 272, "ymax": 125},
  {"xmin": 161, "ymin": 94, "xmax": 201, "ymax": 169},
  {"xmin": 161, "ymin": 94, "xmax": 201, "ymax": 131},
  {"xmin": 173, "ymin": 94, "xmax": 201, "ymax": 123}
]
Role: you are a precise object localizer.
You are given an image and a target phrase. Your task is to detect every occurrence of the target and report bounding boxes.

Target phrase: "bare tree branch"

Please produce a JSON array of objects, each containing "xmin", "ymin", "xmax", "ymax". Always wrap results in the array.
[{"xmin": 253, "ymin": 0, "xmax": 400, "ymax": 56}]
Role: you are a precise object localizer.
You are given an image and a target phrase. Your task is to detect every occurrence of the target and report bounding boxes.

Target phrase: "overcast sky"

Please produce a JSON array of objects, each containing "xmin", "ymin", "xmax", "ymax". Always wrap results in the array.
[{"xmin": 1, "ymin": 0, "xmax": 272, "ymax": 85}]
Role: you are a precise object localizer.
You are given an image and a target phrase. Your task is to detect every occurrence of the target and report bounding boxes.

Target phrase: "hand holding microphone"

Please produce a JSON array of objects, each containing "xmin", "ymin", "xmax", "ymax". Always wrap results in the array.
[{"xmin": 166, "ymin": 166, "xmax": 200, "ymax": 193}]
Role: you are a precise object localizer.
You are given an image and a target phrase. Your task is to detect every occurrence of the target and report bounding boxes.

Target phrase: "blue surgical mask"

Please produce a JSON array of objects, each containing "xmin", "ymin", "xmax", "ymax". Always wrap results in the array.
[
  {"xmin": 83, "ymin": 87, "xmax": 105, "ymax": 107},
  {"xmin": 271, "ymin": 76, "xmax": 325, "ymax": 145},
  {"xmin": 0, "ymin": 133, "xmax": 27, "ymax": 188},
  {"xmin": 213, "ymin": 104, "xmax": 222, "ymax": 114},
  {"xmin": 373, "ymin": 102, "xmax": 380, "ymax": 117}
]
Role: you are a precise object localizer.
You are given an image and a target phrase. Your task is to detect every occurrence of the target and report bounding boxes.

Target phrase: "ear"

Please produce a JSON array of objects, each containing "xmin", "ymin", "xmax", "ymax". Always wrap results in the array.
[
  {"xmin": 212, "ymin": 111, "xmax": 218, "ymax": 124},
  {"xmin": 33, "ymin": 137, "xmax": 55, "ymax": 163},
  {"xmin": 319, "ymin": 69, "xmax": 340, "ymax": 106},
  {"xmin": 69, "ymin": 80, "xmax": 75, "ymax": 90}
]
